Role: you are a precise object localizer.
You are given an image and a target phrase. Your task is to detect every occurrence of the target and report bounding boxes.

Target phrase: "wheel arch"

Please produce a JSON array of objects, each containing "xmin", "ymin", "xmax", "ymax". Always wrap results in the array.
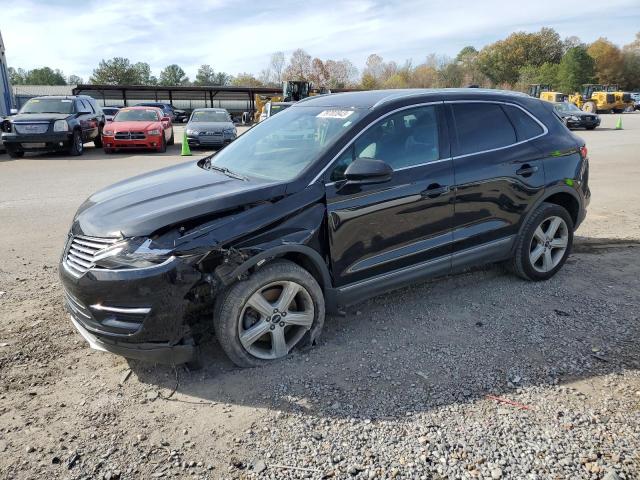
[
  {"xmin": 227, "ymin": 245, "xmax": 332, "ymax": 292},
  {"xmin": 517, "ymin": 186, "xmax": 581, "ymax": 244}
]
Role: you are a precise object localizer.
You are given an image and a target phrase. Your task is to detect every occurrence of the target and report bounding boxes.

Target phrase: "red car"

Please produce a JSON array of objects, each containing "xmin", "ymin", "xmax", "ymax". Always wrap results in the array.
[{"xmin": 102, "ymin": 106, "xmax": 174, "ymax": 153}]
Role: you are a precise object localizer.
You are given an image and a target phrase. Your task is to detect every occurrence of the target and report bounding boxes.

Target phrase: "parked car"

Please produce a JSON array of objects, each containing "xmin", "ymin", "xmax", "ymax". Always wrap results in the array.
[
  {"xmin": 0, "ymin": 95, "xmax": 105, "ymax": 158},
  {"xmin": 552, "ymin": 102, "xmax": 600, "ymax": 130},
  {"xmin": 101, "ymin": 106, "xmax": 174, "ymax": 153},
  {"xmin": 185, "ymin": 108, "xmax": 236, "ymax": 149},
  {"xmin": 135, "ymin": 102, "xmax": 177, "ymax": 121},
  {"xmin": 174, "ymin": 108, "xmax": 188, "ymax": 123},
  {"xmin": 0, "ymin": 116, "xmax": 5, "ymax": 153},
  {"xmin": 102, "ymin": 107, "xmax": 120, "ymax": 122},
  {"xmin": 59, "ymin": 89, "xmax": 590, "ymax": 368}
]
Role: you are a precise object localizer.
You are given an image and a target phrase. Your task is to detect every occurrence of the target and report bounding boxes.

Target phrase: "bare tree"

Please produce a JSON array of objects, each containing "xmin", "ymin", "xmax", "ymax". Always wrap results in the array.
[
  {"xmin": 284, "ymin": 49, "xmax": 312, "ymax": 80},
  {"xmin": 270, "ymin": 52, "xmax": 285, "ymax": 84}
]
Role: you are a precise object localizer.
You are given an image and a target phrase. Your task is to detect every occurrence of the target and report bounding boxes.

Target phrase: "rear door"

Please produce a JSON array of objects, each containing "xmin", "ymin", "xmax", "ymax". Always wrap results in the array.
[
  {"xmin": 447, "ymin": 101, "xmax": 546, "ymax": 264},
  {"xmin": 325, "ymin": 103, "xmax": 455, "ymax": 288}
]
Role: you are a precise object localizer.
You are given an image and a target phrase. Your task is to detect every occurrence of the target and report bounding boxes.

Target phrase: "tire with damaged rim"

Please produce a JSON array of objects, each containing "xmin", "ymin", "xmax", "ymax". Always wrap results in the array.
[{"xmin": 213, "ymin": 259, "xmax": 325, "ymax": 367}]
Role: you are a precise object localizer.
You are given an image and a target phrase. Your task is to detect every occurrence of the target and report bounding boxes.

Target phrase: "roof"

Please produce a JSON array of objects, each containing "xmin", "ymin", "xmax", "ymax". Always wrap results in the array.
[
  {"xmin": 120, "ymin": 106, "xmax": 163, "ymax": 110},
  {"xmin": 296, "ymin": 88, "xmax": 531, "ymax": 109},
  {"xmin": 191, "ymin": 107, "xmax": 228, "ymax": 111},
  {"xmin": 13, "ymin": 85, "xmax": 76, "ymax": 97}
]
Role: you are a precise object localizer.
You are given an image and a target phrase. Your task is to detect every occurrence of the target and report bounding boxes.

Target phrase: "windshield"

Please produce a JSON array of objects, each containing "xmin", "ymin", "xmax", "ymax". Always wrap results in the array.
[
  {"xmin": 190, "ymin": 111, "xmax": 229, "ymax": 122},
  {"xmin": 208, "ymin": 106, "xmax": 363, "ymax": 181},
  {"xmin": 20, "ymin": 98, "xmax": 73, "ymax": 114},
  {"xmin": 114, "ymin": 109, "xmax": 159, "ymax": 122},
  {"xmin": 554, "ymin": 102, "xmax": 581, "ymax": 113}
]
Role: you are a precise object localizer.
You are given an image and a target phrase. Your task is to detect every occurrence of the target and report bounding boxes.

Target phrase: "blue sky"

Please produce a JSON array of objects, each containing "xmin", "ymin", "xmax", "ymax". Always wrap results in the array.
[{"xmin": 2, "ymin": 0, "xmax": 639, "ymax": 80}]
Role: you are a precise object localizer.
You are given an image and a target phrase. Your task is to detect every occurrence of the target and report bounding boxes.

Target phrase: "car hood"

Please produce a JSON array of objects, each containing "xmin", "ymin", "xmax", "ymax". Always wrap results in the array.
[
  {"xmin": 107, "ymin": 120, "xmax": 159, "ymax": 131},
  {"xmin": 11, "ymin": 113, "xmax": 71, "ymax": 122},
  {"xmin": 72, "ymin": 160, "xmax": 286, "ymax": 238},
  {"xmin": 186, "ymin": 121, "xmax": 232, "ymax": 132}
]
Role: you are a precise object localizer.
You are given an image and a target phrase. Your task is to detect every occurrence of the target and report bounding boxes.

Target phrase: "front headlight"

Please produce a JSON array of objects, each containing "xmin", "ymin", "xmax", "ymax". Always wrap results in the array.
[
  {"xmin": 103, "ymin": 129, "xmax": 114, "ymax": 136},
  {"xmin": 53, "ymin": 120, "xmax": 69, "ymax": 132},
  {"xmin": 93, "ymin": 238, "xmax": 173, "ymax": 270},
  {"xmin": 186, "ymin": 128, "xmax": 198, "ymax": 135},
  {"xmin": 147, "ymin": 129, "xmax": 161, "ymax": 136},
  {"xmin": 569, "ymin": 115, "xmax": 580, "ymax": 121},
  {"xmin": 223, "ymin": 127, "xmax": 235, "ymax": 135}
]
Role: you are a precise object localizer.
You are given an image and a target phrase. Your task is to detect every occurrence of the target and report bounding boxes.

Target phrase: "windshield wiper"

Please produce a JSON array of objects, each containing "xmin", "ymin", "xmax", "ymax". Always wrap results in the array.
[{"xmin": 204, "ymin": 159, "xmax": 247, "ymax": 181}]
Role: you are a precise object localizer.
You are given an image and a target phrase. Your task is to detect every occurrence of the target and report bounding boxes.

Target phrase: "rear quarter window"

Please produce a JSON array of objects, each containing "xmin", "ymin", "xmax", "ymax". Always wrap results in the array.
[
  {"xmin": 451, "ymin": 103, "xmax": 516, "ymax": 156},
  {"xmin": 502, "ymin": 105, "xmax": 544, "ymax": 141}
]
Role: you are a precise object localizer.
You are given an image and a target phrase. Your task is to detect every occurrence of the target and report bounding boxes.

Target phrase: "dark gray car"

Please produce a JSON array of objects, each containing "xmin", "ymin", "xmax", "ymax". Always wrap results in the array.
[{"xmin": 185, "ymin": 108, "xmax": 236, "ymax": 149}]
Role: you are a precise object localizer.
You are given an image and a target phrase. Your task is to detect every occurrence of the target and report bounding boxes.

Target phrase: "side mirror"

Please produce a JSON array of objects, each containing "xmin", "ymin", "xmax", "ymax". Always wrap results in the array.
[
  {"xmin": 10, "ymin": 108, "xmax": 18, "ymax": 115},
  {"xmin": 161, "ymin": 116, "xmax": 171, "ymax": 122},
  {"xmin": 344, "ymin": 158, "xmax": 393, "ymax": 184}
]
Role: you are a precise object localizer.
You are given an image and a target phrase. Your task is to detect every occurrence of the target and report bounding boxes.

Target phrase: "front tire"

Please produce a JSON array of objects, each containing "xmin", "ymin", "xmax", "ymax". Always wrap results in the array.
[
  {"xmin": 213, "ymin": 260, "xmax": 325, "ymax": 368},
  {"xmin": 6, "ymin": 146, "xmax": 24, "ymax": 158},
  {"xmin": 167, "ymin": 129, "xmax": 175, "ymax": 145},
  {"xmin": 94, "ymin": 126, "xmax": 103, "ymax": 147},
  {"xmin": 510, "ymin": 202, "xmax": 574, "ymax": 281},
  {"xmin": 157, "ymin": 135, "xmax": 166, "ymax": 153},
  {"xmin": 69, "ymin": 129, "xmax": 84, "ymax": 156}
]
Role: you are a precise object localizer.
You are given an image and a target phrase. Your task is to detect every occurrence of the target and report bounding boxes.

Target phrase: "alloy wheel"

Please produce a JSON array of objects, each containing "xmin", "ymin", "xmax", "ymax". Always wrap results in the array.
[
  {"xmin": 529, "ymin": 216, "xmax": 569, "ymax": 273},
  {"xmin": 237, "ymin": 281, "xmax": 314, "ymax": 360}
]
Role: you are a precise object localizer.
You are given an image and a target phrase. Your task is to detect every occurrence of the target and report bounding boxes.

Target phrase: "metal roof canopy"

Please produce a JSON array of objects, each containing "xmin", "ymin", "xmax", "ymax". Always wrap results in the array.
[{"xmin": 72, "ymin": 84, "xmax": 285, "ymax": 111}]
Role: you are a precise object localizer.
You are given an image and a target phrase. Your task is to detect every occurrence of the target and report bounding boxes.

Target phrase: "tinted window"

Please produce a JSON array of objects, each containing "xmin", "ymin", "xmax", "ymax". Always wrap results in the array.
[
  {"xmin": 452, "ymin": 103, "xmax": 516, "ymax": 156},
  {"xmin": 330, "ymin": 105, "xmax": 440, "ymax": 181},
  {"xmin": 81, "ymin": 99, "xmax": 94, "ymax": 113},
  {"xmin": 502, "ymin": 105, "xmax": 543, "ymax": 141}
]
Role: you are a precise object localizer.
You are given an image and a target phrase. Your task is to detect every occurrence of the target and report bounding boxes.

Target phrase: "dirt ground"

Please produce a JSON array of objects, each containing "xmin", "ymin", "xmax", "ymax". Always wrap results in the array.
[{"xmin": 0, "ymin": 116, "xmax": 639, "ymax": 479}]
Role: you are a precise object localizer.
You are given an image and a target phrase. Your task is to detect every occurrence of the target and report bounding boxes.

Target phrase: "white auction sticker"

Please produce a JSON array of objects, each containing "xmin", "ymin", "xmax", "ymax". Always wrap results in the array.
[{"xmin": 316, "ymin": 110, "xmax": 354, "ymax": 119}]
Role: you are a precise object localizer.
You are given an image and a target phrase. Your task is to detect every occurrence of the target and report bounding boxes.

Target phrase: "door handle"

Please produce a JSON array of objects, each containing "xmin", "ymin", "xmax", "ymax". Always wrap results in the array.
[
  {"xmin": 421, "ymin": 183, "xmax": 450, "ymax": 198},
  {"xmin": 516, "ymin": 164, "xmax": 539, "ymax": 177}
]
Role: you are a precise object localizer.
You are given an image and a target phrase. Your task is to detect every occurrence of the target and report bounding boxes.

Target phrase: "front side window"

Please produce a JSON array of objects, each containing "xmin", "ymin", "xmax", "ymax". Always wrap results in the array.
[
  {"xmin": 330, "ymin": 105, "xmax": 440, "ymax": 181},
  {"xmin": 452, "ymin": 103, "xmax": 516, "ymax": 156},
  {"xmin": 208, "ymin": 106, "xmax": 364, "ymax": 181},
  {"xmin": 20, "ymin": 98, "xmax": 74, "ymax": 114}
]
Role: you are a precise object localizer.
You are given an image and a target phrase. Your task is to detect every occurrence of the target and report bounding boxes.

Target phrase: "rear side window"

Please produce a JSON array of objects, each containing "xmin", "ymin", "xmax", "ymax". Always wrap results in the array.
[
  {"xmin": 502, "ymin": 105, "xmax": 544, "ymax": 141},
  {"xmin": 452, "ymin": 103, "xmax": 516, "ymax": 156}
]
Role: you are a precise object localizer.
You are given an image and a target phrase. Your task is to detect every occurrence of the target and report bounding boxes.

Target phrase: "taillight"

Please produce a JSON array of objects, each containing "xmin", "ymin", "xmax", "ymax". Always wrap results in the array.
[{"xmin": 579, "ymin": 145, "xmax": 588, "ymax": 159}]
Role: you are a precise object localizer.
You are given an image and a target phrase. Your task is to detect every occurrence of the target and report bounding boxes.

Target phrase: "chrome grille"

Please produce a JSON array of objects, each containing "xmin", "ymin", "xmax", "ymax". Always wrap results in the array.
[
  {"xmin": 63, "ymin": 235, "xmax": 121, "ymax": 277},
  {"xmin": 115, "ymin": 131, "xmax": 146, "ymax": 140},
  {"xmin": 14, "ymin": 123, "xmax": 49, "ymax": 134}
]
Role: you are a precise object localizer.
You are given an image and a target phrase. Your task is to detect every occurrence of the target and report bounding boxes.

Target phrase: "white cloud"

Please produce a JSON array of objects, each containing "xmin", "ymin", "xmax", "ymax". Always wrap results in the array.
[{"xmin": 1, "ymin": 0, "xmax": 639, "ymax": 79}]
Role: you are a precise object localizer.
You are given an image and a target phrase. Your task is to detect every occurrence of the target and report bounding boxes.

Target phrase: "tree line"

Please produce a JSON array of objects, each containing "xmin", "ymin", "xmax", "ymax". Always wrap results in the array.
[{"xmin": 8, "ymin": 29, "xmax": 640, "ymax": 93}]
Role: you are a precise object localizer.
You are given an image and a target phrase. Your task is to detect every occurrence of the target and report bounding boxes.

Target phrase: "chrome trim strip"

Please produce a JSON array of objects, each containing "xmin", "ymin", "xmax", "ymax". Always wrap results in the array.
[
  {"xmin": 90, "ymin": 304, "xmax": 151, "ymax": 315},
  {"xmin": 310, "ymin": 101, "xmax": 444, "ymax": 185},
  {"xmin": 91, "ymin": 255, "xmax": 176, "ymax": 273}
]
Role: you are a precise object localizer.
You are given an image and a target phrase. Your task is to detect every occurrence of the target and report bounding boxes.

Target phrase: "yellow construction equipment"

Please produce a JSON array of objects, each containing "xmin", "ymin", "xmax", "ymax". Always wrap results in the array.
[
  {"xmin": 253, "ymin": 80, "xmax": 313, "ymax": 123},
  {"xmin": 568, "ymin": 84, "xmax": 617, "ymax": 113},
  {"xmin": 604, "ymin": 85, "xmax": 635, "ymax": 113},
  {"xmin": 528, "ymin": 84, "xmax": 567, "ymax": 103}
]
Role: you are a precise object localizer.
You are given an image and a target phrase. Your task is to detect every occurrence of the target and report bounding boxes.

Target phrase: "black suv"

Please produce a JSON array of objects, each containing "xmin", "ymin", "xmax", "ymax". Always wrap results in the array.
[
  {"xmin": 59, "ymin": 89, "xmax": 590, "ymax": 367},
  {"xmin": 1, "ymin": 95, "xmax": 105, "ymax": 158}
]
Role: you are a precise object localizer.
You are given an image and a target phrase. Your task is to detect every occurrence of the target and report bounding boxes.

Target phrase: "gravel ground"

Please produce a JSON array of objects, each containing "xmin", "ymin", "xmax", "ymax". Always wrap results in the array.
[{"xmin": 1, "ymin": 114, "xmax": 639, "ymax": 479}]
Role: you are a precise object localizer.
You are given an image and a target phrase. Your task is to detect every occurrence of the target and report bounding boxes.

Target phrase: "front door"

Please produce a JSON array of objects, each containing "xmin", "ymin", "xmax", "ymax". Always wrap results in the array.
[{"xmin": 325, "ymin": 104, "xmax": 454, "ymax": 288}]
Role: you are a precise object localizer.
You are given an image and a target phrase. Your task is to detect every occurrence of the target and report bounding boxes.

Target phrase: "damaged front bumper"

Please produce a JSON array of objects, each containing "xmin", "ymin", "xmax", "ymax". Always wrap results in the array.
[{"xmin": 59, "ymin": 254, "xmax": 202, "ymax": 364}]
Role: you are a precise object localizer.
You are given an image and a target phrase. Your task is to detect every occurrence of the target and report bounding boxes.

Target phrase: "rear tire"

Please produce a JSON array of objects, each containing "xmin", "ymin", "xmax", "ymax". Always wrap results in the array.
[
  {"xmin": 213, "ymin": 260, "xmax": 325, "ymax": 368},
  {"xmin": 69, "ymin": 130, "xmax": 84, "ymax": 156},
  {"xmin": 6, "ymin": 146, "xmax": 24, "ymax": 158},
  {"xmin": 582, "ymin": 101, "xmax": 596, "ymax": 113},
  {"xmin": 510, "ymin": 202, "xmax": 574, "ymax": 281}
]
